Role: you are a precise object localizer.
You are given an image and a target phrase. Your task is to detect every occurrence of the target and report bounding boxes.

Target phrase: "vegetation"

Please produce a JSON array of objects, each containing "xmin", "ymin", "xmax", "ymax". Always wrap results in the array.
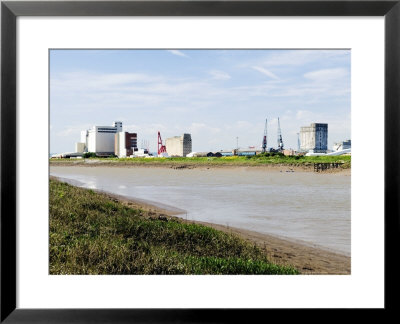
[
  {"xmin": 51, "ymin": 154, "xmax": 351, "ymax": 169},
  {"xmin": 82, "ymin": 152, "xmax": 97, "ymax": 158},
  {"xmin": 50, "ymin": 179, "xmax": 298, "ymax": 275}
]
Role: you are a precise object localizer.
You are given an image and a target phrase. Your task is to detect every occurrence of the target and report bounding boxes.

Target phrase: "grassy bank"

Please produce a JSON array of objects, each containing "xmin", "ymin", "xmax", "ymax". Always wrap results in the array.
[
  {"xmin": 50, "ymin": 179, "xmax": 298, "ymax": 274},
  {"xmin": 50, "ymin": 154, "xmax": 351, "ymax": 169}
]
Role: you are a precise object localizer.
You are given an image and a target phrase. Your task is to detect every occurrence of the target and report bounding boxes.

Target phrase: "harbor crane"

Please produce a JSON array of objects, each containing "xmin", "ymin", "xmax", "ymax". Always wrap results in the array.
[
  {"xmin": 157, "ymin": 131, "xmax": 167, "ymax": 156},
  {"xmin": 277, "ymin": 117, "xmax": 284, "ymax": 151},
  {"xmin": 262, "ymin": 118, "xmax": 267, "ymax": 153}
]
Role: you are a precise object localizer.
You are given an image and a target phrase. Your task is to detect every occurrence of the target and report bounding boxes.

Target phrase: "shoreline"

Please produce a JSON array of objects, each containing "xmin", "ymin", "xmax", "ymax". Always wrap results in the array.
[
  {"xmin": 51, "ymin": 176, "xmax": 350, "ymax": 274},
  {"xmin": 50, "ymin": 161, "xmax": 350, "ymax": 175}
]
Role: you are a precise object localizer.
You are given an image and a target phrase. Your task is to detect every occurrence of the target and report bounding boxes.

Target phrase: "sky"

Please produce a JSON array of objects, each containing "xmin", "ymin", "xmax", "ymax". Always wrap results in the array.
[{"xmin": 50, "ymin": 49, "xmax": 351, "ymax": 154}]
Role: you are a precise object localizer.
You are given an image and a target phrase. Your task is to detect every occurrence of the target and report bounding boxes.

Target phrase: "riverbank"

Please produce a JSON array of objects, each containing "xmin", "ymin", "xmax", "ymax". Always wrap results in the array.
[
  {"xmin": 50, "ymin": 158, "xmax": 350, "ymax": 174},
  {"xmin": 102, "ymin": 191, "xmax": 350, "ymax": 275},
  {"xmin": 49, "ymin": 178, "xmax": 298, "ymax": 275},
  {"xmin": 51, "ymin": 176, "xmax": 350, "ymax": 274},
  {"xmin": 50, "ymin": 153, "xmax": 351, "ymax": 172}
]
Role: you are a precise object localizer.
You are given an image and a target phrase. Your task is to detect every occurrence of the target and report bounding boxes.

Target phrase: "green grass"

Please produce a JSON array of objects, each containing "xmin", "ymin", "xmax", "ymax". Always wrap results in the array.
[
  {"xmin": 50, "ymin": 154, "xmax": 351, "ymax": 169},
  {"xmin": 49, "ymin": 179, "xmax": 298, "ymax": 275}
]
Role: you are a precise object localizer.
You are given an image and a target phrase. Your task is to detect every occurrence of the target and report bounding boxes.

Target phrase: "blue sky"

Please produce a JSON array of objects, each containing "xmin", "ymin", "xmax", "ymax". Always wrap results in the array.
[{"xmin": 50, "ymin": 49, "xmax": 351, "ymax": 153}]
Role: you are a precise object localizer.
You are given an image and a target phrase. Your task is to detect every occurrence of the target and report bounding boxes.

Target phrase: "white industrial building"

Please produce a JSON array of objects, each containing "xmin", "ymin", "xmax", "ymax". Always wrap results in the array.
[
  {"xmin": 76, "ymin": 121, "xmax": 122, "ymax": 155},
  {"xmin": 166, "ymin": 134, "xmax": 192, "ymax": 157}
]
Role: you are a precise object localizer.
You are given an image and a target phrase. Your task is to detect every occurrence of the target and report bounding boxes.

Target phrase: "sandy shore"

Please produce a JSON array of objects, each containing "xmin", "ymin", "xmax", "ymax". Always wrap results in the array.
[
  {"xmin": 79, "ymin": 185, "xmax": 350, "ymax": 275},
  {"xmin": 50, "ymin": 160, "xmax": 350, "ymax": 175}
]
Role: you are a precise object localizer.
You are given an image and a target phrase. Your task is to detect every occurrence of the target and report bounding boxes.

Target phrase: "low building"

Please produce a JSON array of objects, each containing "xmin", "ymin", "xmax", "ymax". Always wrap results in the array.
[
  {"xmin": 132, "ymin": 148, "xmax": 151, "ymax": 157},
  {"xmin": 333, "ymin": 140, "xmax": 351, "ymax": 151},
  {"xmin": 300, "ymin": 123, "xmax": 328, "ymax": 153},
  {"xmin": 206, "ymin": 152, "xmax": 222, "ymax": 157},
  {"xmin": 219, "ymin": 150, "xmax": 234, "ymax": 157},
  {"xmin": 115, "ymin": 131, "xmax": 138, "ymax": 157},
  {"xmin": 237, "ymin": 148, "xmax": 261, "ymax": 156},
  {"xmin": 166, "ymin": 133, "xmax": 192, "ymax": 157},
  {"xmin": 187, "ymin": 152, "xmax": 206, "ymax": 157},
  {"xmin": 282, "ymin": 149, "xmax": 296, "ymax": 156}
]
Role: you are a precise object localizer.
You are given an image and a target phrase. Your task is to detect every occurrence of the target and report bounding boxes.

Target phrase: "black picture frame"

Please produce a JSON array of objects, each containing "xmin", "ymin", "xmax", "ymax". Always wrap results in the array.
[{"xmin": 1, "ymin": 0, "xmax": 398, "ymax": 322}]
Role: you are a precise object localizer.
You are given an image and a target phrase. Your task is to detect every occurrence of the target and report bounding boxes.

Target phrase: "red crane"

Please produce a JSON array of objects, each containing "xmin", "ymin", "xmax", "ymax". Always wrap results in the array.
[{"xmin": 157, "ymin": 131, "xmax": 167, "ymax": 155}]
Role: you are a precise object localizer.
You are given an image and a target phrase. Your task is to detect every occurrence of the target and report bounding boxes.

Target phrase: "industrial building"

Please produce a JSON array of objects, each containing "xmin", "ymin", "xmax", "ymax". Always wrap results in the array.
[
  {"xmin": 76, "ymin": 121, "xmax": 122, "ymax": 155},
  {"xmin": 115, "ymin": 132, "xmax": 138, "ymax": 157},
  {"xmin": 333, "ymin": 140, "xmax": 351, "ymax": 152},
  {"xmin": 300, "ymin": 123, "xmax": 328, "ymax": 153},
  {"xmin": 166, "ymin": 134, "xmax": 192, "ymax": 157},
  {"xmin": 75, "ymin": 142, "xmax": 85, "ymax": 154}
]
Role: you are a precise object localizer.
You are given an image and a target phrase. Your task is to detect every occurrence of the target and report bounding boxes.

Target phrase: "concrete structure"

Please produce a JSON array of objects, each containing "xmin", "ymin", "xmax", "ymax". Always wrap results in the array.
[
  {"xmin": 132, "ymin": 148, "xmax": 151, "ymax": 157},
  {"xmin": 86, "ymin": 121, "xmax": 122, "ymax": 154},
  {"xmin": 333, "ymin": 140, "xmax": 351, "ymax": 151},
  {"xmin": 165, "ymin": 134, "xmax": 192, "ymax": 157},
  {"xmin": 80, "ymin": 130, "xmax": 88, "ymax": 152},
  {"xmin": 75, "ymin": 142, "xmax": 86, "ymax": 153},
  {"xmin": 300, "ymin": 123, "xmax": 328, "ymax": 153},
  {"xmin": 282, "ymin": 149, "xmax": 296, "ymax": 156},
  {"xmin": 115, "ymin": 131, "xmax": 138, "ymax": 157}
]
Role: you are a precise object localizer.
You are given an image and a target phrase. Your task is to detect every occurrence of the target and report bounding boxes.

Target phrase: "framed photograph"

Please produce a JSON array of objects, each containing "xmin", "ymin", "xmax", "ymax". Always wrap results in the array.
[{"xmin": 1, "ymin": 0, "xmax": 398, "ymax": 321}]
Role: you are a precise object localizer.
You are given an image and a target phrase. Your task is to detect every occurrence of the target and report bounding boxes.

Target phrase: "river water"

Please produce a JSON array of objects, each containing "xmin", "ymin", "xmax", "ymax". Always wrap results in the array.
[{"xmin": 50, "ymin": 166, "xmax": 351, "ymax": 256}]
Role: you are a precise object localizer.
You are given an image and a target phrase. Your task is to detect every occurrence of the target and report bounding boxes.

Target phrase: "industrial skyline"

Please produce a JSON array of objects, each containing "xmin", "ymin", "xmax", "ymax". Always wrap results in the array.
[{"xmin": 50, "ymin": 49, "xmax": 351, "ymax": 153}]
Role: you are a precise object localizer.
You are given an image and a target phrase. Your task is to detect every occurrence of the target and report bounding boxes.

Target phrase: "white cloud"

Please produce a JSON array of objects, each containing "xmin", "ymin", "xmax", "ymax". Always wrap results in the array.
[
  {"xmin": 209, "ymin": 70, "xmax": 231, "ymax": 80},
  {"xmin": 261, "ymin": 50, "xmax": 350, "ymax": 67},
  {"xmin": 304, "ymin": 68, "xmax": 349, "ymax": 81},
  {"xmin": 51, "ymin": 71, "xmax": 163, "ymax": 90},
  {"xmin": 296, "ymin": 110, "xmax": 313, "ymax": 120},
  {"xmin": 167, "ymin": 50, "xmax": 187, "ymax": 57},
  {"xmin": 189, "ymin": 123, "xmax": 221, "ymax": 135},
  {"xmin": 252, "ymin": 66, "xmax": 279, "ymax": 80},
  {"xmin": 55, "ymin": 124, "xmax": 91, "ymax": 138}
]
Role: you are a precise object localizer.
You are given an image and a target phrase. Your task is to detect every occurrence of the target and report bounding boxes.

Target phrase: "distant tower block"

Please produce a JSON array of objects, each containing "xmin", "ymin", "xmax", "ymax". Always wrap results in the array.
[{"xmin": 300, "ymin": 123, "xmax": 328, "ymax": 153}]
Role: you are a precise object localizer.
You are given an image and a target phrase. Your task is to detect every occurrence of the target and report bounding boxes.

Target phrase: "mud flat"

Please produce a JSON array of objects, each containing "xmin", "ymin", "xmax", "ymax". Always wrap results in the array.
[{"xmin": 50, "ymin": 159, "xmax": 350, "ymax": 175}]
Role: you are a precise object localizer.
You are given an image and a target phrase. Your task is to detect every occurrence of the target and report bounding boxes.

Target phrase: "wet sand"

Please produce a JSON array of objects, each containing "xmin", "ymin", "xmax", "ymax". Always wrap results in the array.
[{"xmin": 57, "ymin": 178, "xmax": 350, "ymax": 275}]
